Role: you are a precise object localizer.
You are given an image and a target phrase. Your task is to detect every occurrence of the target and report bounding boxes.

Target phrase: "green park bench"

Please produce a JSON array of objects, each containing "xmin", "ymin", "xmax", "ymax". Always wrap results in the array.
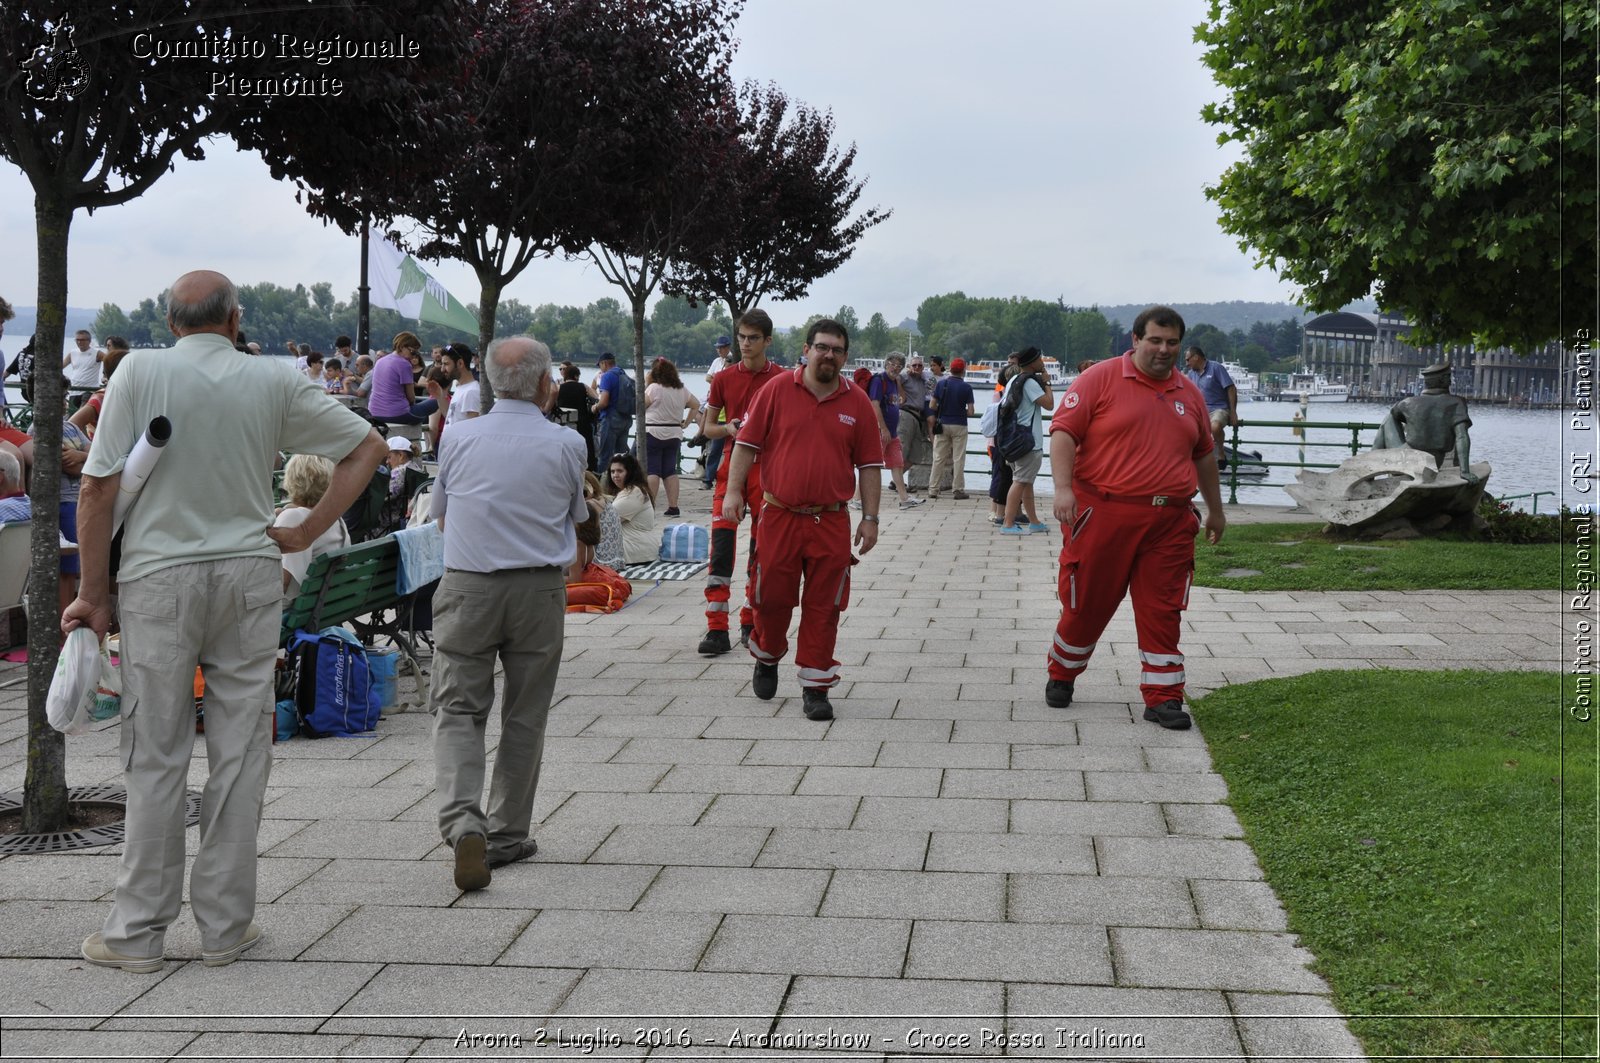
[{"xmin": 279, "ymin": 533, "xmax": 431, "ymax": 704}]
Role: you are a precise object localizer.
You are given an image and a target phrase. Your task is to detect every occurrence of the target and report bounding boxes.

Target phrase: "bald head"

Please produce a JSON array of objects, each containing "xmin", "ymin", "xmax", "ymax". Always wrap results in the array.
[
  {"xmin": 167, "ymin": 270, "xmax": 239, "ymax": 339},
  {"xmin": 484, "ymin": 335, "xmax": 552, "ymax": 403}
]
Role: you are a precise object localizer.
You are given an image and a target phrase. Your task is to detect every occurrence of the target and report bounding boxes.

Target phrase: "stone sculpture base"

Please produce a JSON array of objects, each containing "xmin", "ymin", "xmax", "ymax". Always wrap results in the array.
[{"xmin": 1285, "ymin": 449, "xmax": 1492, "ymax": 537}]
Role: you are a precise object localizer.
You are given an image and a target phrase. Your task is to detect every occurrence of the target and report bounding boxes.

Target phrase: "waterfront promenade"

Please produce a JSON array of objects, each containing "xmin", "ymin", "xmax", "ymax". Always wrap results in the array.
[{"xmin": 0, "ymin": 495, "xmax": 1563, "ymax": 1061}]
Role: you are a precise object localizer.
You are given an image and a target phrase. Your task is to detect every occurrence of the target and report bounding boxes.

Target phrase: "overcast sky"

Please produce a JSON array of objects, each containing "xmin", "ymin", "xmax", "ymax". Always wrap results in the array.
[{"xmin": 0, "ymin": 0, "xmax": 1304, "ymax": 330}]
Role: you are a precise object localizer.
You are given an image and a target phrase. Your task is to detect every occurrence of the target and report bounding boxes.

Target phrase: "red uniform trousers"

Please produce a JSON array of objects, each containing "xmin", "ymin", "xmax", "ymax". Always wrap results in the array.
[
  {"xmin": 705, "ymin": 459, "xmax": 764, "ymax": 632},
  {"xmin": 1048, "ymin": 492, "xmax": 1197, "ymax": 707},
  {"xmin": 747, "ymin": 506, "xmax": 853, "ymax": 689}
]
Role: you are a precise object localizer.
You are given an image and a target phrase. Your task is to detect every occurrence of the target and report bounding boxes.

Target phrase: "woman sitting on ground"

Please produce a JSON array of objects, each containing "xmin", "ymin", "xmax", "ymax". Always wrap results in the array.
[
  {"xmin": 643, "ymin": 357, "xmax": 700, "ymax": 518},
  {"xmin": 604, "ymin": 451, "xmax": 657, "ymax": 565},
  {"xmin": 274, "ymin": 453, "xmax": 350, "ymax": 599}
]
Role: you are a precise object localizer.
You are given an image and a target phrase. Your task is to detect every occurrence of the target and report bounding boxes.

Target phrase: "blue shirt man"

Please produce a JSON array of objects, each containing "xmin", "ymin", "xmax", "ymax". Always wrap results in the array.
[
  {"xmin": 593, "ymin": 352, "xmax": 629, "ymax": 471},
  {"xmin": 1182, "ymin": 345, "xmax": 1238, "ymax": 456}
]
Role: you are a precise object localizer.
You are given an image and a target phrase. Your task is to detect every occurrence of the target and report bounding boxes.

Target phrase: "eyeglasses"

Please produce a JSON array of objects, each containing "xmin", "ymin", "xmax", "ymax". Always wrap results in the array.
[
  {"xmin": 810, "ymin": 342, "xmax": 847, "ymax": 357},
  {"xmin": 736, "ymin": 333, "xmax": 764, "ymax": 345}
]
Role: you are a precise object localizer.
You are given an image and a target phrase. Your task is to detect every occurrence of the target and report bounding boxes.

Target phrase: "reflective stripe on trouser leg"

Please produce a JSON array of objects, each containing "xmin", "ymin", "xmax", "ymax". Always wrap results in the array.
[
  {"xmin": 741, "ymin": 494, "xmax": 763, "ymax": 630},
  {"xmin": 704, "ymin": 463, "xmax": 761, "ymax": 632},
  {"xmin": 1048, "ymin": 503, "xmax": 1143, "ymax": 684},
  {"xmin": 1049, "ymin": 632, "xmax": 1096, "ymax": 676},
  {"xmin": 1129, "ymin": 505, "xmax": 1198, "ymax": 707},
  {"xmin": 794, "ymin": 510, "xmax": 851, "ymax": 689},
  {"xmin": 748, "ymin": 509, "xmax": 801, "ymax": 673}
]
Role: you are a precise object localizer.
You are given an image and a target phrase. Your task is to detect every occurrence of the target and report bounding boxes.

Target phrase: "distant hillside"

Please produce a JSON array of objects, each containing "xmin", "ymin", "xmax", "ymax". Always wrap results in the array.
[
  {"xmin": 1097, "ymin": 299, "xmax": 1376, "ymax": 334},
  {"xmin": 4, "ymin": 306, "xmax": 101, "ymax": 338}
]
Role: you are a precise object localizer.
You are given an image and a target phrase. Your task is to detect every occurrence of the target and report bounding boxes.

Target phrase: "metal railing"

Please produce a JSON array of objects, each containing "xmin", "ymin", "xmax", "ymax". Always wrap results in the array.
[
  {"xmin": 1218, "ymin": 417, "xmax": 1383, "ymax": 504},
  {"xmin": 1495, "ymin": 491, "xmax": 1554, "ymax": 514}
]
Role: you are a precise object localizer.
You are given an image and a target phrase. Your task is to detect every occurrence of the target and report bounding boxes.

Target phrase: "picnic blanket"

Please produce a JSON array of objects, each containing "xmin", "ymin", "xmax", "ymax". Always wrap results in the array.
[{"xmin": 619, "ymin": 559, "xmax": 709, "ymax": 582}]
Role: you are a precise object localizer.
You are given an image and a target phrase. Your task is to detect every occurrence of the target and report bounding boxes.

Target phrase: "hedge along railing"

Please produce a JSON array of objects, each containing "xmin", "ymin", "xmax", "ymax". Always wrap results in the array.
[{"xmin": 1495, "ymin": 491, "xmax": 1554, "ymax": 514}]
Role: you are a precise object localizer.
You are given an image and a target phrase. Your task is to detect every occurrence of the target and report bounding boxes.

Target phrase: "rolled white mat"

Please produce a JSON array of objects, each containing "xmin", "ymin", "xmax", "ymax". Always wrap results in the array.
[{"xmin": 111, "ymin": 416, "xmax": 171, "ymax": 534}]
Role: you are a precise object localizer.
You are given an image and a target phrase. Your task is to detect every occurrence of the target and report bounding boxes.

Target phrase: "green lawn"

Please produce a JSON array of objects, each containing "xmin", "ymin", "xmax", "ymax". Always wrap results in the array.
[
  {"xmin": 1194, "ymin": 522, "xmax": 1561, "ymax": 590},
  {"xmin": 1196, "ymin": 670, "xmax": 1596, "ymax": 1060}
]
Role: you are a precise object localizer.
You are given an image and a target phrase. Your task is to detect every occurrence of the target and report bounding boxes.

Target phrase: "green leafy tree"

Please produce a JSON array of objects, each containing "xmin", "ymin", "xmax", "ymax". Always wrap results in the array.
[
  {"xmin": 90, "ymin": 303, "xmax": 131, "ymax": 344},
  {"xmin": 1063, "ymin": 309, "xmax": 1113, "ymax": 363},
  {"xmin": 1185, "ymin": 323, "xmax": 1234, "ymax": 363},
  {"xmin": 1197, "ymin": 0, "xmax": 1596, "ymax": 347},
  {"xmin": 666, "ymin": 81, "xmax": 889, "ymax": 321},
  {"xmin": 858, "ymin": 312, "xmax": 892, "ymax": 358}
]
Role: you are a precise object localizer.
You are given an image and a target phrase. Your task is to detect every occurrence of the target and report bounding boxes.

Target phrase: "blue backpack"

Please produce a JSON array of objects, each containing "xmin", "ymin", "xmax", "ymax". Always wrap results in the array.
[
  {"xmin": 613, "ymin": 370, "xmax": 637, "ymax": 419},
  {"xmin": 286, "ymin": 627, "xmax": 382, "ymax": 738}
]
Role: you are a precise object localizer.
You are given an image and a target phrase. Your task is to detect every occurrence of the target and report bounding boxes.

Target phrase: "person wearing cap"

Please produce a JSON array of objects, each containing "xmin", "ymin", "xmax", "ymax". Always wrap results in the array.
[
  {"xmin": 999, "ymin": 346, "xmax": 1055, "ymax": 532},
  {"xmin": 592, "ymin": 352, "xmax": 631, "ymax": 473},
  {"xmin": 697, "ymin": 310, "xmax": 787, "ymax": 656},
  {"xmin": 1045, "ymin": 306, "xmax": 1225, "ymax": 732},
  {"xmin": 929, "ymin": 358, "xmax": 976, "ymax": 499},
  {"xmin": 897, "ymin": 354, "xmax": 934, "ymax": 492},
  {"xmin": 720, "ymin": 318, "xmax": 884, "ymax": 721},
  {"xmin": 700, "ymin": 336, "xmax": 735, "ymax": 487}
]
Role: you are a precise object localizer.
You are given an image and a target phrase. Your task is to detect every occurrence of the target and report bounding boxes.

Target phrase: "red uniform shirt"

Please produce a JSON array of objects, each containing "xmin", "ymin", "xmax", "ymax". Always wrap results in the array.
[
  {"xmin": 705, "ymin": 358, "xmax": 787, "ymax": 423},
  {"xmin": 1051, "ymin": 352, "xmax": 1214, "ymax": 496},
  {"xmin": 737, "ymin": 367, "xmax": 885, "ymax": 505}
]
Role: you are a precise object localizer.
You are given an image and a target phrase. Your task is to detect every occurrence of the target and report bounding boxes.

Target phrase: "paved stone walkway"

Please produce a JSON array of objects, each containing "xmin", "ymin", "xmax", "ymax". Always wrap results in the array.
[{"xmin": 0, "ymin": 495, "xmax": 1561, "ymax": 1061}]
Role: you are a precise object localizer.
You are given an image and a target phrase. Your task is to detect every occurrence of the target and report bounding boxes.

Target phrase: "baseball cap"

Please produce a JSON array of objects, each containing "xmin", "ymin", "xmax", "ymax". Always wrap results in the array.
[
  {"xmin": 386, "ymin": 435, "xmax": 414, "ymax": 452},
  {"xmin": 596, "ymin": 352, "xmax": 615, "ymax": 366},
  {"xmin": 950, "ymin": 358, "xmax": 966, "ymax": 372}
]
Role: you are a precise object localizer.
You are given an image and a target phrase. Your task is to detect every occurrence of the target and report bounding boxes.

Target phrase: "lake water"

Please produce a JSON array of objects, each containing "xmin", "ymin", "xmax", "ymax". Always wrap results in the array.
[{"xmin": 0, "ymin": 334, "xmax": 1574, "ymax": 513}]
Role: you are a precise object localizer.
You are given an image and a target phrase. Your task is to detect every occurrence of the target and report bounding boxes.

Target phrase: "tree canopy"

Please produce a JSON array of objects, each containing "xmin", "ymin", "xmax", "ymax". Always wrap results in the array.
[
  {"xmin": 667, "ymin": 81, "xmax": 890, "ymax": 321},
  {"xmin": 1197, "ymin": 0, "xmax": 1596, "ymax": 348}
]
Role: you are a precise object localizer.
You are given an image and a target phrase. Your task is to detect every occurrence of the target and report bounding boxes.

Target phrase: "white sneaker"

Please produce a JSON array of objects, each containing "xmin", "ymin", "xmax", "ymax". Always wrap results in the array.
[
  {"xmin": 899, "ymin": 497, "xmax": 926, "ymax": 509},
  {"xmin": 847, "ymin": 499, "xmax": 862, "ymax": 510}
]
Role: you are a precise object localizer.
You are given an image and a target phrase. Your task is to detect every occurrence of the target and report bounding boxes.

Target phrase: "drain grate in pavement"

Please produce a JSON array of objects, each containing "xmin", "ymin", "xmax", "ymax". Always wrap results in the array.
[{"xmin": 0, "ymin": 785, "xmax": 202, "ymax": 854}]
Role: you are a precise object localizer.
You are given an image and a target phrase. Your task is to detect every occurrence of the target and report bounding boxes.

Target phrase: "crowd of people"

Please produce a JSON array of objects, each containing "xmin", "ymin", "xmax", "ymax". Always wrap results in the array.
[{"xmin": 3, "ymin": 278, "xmax": 1229, "ymax": 961}]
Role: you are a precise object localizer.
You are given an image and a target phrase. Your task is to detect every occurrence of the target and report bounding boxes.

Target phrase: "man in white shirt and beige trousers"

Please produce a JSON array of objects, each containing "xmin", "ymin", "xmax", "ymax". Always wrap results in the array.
[{"xmin": 65, "ymin": 270, "xmax": 385, "ymax": 972}]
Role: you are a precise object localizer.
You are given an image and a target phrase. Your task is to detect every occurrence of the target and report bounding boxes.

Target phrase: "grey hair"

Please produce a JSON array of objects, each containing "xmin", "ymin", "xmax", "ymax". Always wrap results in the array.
[
  {"xmin": 168, "ymin": 277, "xmax": 239, "ymax": 330},
  {"xmin": 485, "ymin": 336, "xmax": 551, "ymax": 401},
  {"xmin": 0, "ymin": 450, "xmax": 19, "ymax": 491}
]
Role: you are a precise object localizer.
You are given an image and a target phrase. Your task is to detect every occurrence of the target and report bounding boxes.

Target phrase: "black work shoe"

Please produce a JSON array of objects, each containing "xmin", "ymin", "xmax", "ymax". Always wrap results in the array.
[
  {"xmin": 1143, "ymin": 699, "xmax": 1192, "ymax": 730},
  {"xmin": 487, "ymin": 838, "xmax": 537, "ymax": 869},
  {"xmin": 698, "ymin": 629, "xmax": 731, "ymax": 656},
  {"xmin": 453, "ymin": 833, "xmax": 491, "ymax": 891},
  {"xmin": 739, "ymin": 623, "xmax": 753, "ymax": 648},
  {"xmin": 752, "ymin": 662, "xmax": 779, "ymax": 700},
  {"xmin": 1045, "ymin": 679, "xmax": 1075, "ymax": 708},
  {"xmin": 802, "ymin": 687, "xmax": 834, "ymax": 721}
]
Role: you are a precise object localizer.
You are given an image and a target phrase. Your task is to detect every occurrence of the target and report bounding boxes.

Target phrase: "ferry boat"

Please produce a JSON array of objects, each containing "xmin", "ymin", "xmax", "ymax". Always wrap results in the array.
[
  {"xmin": 1222, "ymin": 361, "xmax": 1266, "ymax": 401},
  {"xmin": 962, "ymin": 361, "xmax": 997, "ymax": 386},
  {"xmin": 1285, "ymin": 370, "xmax": 1351, "ymax": 403}
]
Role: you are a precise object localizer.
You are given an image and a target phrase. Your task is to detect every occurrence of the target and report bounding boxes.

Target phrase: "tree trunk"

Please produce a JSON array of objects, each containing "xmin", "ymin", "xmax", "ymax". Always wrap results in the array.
[
  {"xmin": 630, "ymin": 295, "xmax": 647, "ymax": 463},
  {"xmin": 475, "ymin": 268, "xmax": 501, "ymax": 413},
  {"xmin": 22, "ymin": 195, "xmax": 70, "ymax": 833}
]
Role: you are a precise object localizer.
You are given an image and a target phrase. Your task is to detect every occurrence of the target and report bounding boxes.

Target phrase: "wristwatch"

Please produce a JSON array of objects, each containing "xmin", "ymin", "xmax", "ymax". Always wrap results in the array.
[{"xmin": 860, "ymin": 514, "xmax": 879, "ymax": 523}]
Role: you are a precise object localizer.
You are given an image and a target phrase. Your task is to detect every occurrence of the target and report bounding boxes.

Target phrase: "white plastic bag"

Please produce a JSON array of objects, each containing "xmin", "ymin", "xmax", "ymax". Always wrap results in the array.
[{"xmin": 47, "ymin": 627, "xmax": 122, "ymax": 735}]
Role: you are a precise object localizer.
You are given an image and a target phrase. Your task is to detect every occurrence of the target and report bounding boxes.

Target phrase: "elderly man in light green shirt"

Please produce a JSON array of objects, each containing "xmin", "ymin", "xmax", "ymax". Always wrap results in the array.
[{"xmin": 63, "ymin": 270, "xmax": 386, "ymax": 973}]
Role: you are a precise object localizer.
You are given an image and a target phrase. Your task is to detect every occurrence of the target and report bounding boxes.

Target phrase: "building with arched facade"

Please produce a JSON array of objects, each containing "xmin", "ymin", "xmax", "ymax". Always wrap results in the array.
[{"xmin": 1303, "ymin": 311, "xmax": 1570, "ymax": 403}]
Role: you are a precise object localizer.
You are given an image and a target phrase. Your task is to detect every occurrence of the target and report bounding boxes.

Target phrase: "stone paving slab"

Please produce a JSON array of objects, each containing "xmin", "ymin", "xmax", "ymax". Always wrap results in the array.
[{"xmin": 0, "ymin": 501, "xmax": 1564, "ymax": 1057}]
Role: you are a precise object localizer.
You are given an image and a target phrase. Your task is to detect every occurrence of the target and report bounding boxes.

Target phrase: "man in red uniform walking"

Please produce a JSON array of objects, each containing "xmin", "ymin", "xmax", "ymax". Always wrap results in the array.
[
  {"xmin": 698, "ymin": 309, "xmax": 788, "ymax": 656},
  {"xmin": 1046, "ymin": 306, "xmax": 1225, "ymax": 729},
  {"xmin": 721, "ymin": 318, "xmax": 884, "ymax": 721}
]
